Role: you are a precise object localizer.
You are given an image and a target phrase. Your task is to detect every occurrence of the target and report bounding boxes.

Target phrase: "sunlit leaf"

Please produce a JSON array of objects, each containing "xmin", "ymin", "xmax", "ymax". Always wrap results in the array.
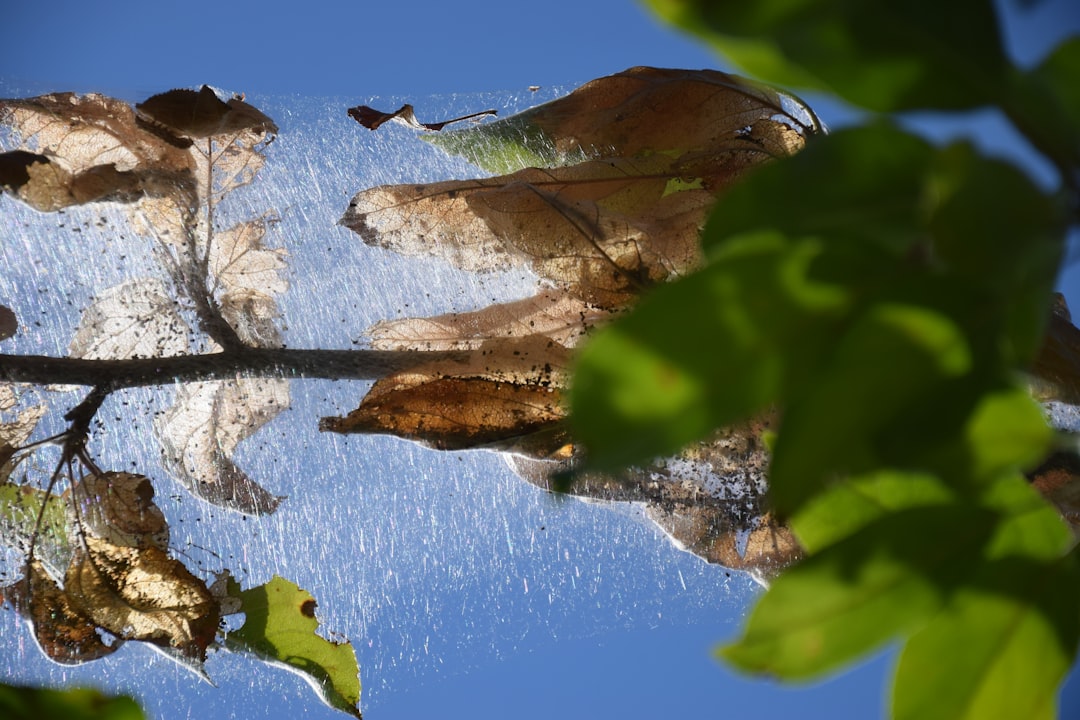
[
  {"xmin": 644, "ymin": 0, "xmax": 1009, "ymax": 112},
  {"xmin": 721, "ymin": 505, "xmax": 997, "ymax": 679},
  {"xmin": 64, "ymin": 535, "xmax": 218, "ymax": 660},
  {"xmin": 0, "ymin": 483, "xmax": 72, "ymax": 574},
  {"xmin": 207, "ymin": 217, "xmax": 287, "ymax": 347},
  {"xmin": 227, "ymin": 575, "xmax": 361, "ymax": 718}
]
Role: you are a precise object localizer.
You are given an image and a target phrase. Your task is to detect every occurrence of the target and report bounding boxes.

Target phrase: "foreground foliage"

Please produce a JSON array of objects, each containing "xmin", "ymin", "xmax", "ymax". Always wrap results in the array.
[{"xmin": 566, "ymin": 0, "xmax": 1080, "ymax": 717}]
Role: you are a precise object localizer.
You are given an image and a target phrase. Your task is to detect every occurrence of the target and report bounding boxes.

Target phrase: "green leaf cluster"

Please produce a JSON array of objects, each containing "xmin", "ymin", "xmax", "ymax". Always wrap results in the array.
[{"xmin": 570, "ymin": 0, "xmax": 1080, "ymax": 716}]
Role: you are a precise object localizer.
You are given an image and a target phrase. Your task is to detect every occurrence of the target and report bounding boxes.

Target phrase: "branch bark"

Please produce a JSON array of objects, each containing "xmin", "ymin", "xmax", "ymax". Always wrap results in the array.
[{"xmin": 0, "ymin": 348, "xmax": 470, "ymax": 390}]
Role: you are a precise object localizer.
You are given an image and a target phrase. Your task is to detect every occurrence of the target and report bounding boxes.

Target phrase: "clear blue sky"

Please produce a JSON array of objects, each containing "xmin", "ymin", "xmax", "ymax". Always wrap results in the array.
[{"xmin": 3, "ymin": 1, "xmax": 1080, "ymax": 719}]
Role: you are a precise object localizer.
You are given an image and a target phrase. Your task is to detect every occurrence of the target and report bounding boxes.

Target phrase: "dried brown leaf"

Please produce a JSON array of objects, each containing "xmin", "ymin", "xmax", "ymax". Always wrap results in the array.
[
  {"xmin": 154, "ymin": 379, "xmax": 288, "ymax": 515},
  {"xmin": 69, "ymin": 472, "xmax": 169, "ymax": 550},
  {"xmin": 321, "ymin": 335, "xmax": 569, "ymax": 454},
  {"xmin": 65, "ymin": 536, "xmax": 218, "ymax": 659},
  {"xmin": 135, "ymin": 86, "xmax": 277, "ymax": 142},
  {"xmin": 208, "ymin": 218, "xmax": 287, "ymax": 347},
  {"xmin": 348, "ymin": 103, "xmax": 496, "ymax": 131}
]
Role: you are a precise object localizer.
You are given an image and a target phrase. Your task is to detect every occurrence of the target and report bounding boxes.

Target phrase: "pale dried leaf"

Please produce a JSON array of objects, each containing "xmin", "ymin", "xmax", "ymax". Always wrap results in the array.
[
  {"xmin": 367, "ymin": 290, "xmax": 609, "ymax": 351},
  {"xmin": 65, "ymin": 536, "xmax": 218, "ymax": 659},
  {"xmin": 154, "ymin": 379, "xmax": 289, "ymax": 515},
  {"xmin": 69, "ymin": 278, "xmax": 190, "ymax": 360},
  {"xmin": 208, "ymin": 218, "xmax": 287, "ymax": 347},
  {"xmin": 69, "ymin": 472, "xmax": 169, "ymax": 550}
]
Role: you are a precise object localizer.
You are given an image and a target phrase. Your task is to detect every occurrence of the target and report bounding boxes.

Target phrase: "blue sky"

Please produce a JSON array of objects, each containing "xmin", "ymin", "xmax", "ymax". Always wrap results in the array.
[{"xmin": 3, "ymin": 1, "xmax": 1080, "ymax": 719}]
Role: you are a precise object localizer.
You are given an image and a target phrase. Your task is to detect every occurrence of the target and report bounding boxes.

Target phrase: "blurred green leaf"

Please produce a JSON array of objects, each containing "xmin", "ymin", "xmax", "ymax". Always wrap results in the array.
[
  {"xmin": 703, "ymin": 124, "xmax": 935, "ymax": 255},
  {"xmin": 644, "ymin": 0, "xmax": 1009, "ymax": 112},
  {"xmin": 0, "ymin": 482, "xmax": 72, "ymax": 572},
  {"xmin": 768, "ymin": 302, "xmax": 972, "ymax": 515},
  {"xmin": 228, "ymin": 576, "xmax": 361, "ymax": 718},
  {"xmin": 893, "ymin": 554, "xmax": 1080, "ymax": 720},
  {"xmin": 0, "ymin": 683, "xmax": 144, "ymax": 720},
  {"xmin": 721, "ymin": 505, "xmax": 996, "ymax": 678},
  {"xmin": 570, "ymin": 231, "xmax": 848, "ymax": 470},
  {"xmin": 790, "ymin": 471, "xmax": 956, "ymax": 553}
]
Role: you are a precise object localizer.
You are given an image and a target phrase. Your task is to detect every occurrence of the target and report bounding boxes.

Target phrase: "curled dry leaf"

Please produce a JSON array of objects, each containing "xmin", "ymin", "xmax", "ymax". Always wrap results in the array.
[
  {"xmin": 348, "ymin": 102, "xmax": 496, "ymax": 131},
  {"xmin": 69, "ymin": 279, "xmax": 190, "ymax": 360},
  {"xmin": 68, "ymin": 472, "xmax": 169, "ymax": 550},
  {"xmin": 155, "ymin": 378, "xmax": 289, "ymax": 515},
  {"xmin": 3, "ymin": 561, "xmax": 121, "ymax": 665},
  {"xmin": 64, "ymin": 535, "xmax": 218, "ymax": 660},
  {"xmin": 135, "ymin": 85, "xmax": 277, "ymax": 144}
]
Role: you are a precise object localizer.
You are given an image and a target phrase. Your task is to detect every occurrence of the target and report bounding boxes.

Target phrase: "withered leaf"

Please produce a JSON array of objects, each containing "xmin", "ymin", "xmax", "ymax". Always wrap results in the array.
[
  {"xmin": 0, "ymin": 385, "xmax": 46, "ymax": 478},
  {"xmin": 348, "ymin": 103, "xmax": 496, "ymax": 132},
  {"xmin": 208, "ymin": 217, "xmax": 287, "ymax": 347},
  {"xmin": 69, "ymin": 279, "xmax": 190, "ymax": 360},
  {"xmin": 154, "ymin": 379, "xmax": 288, "ymax": 515},
  {"xmin": 6, "ymin": 561, "xmax": 121, "ymax": 665},
  {"xmin": 135, "ymin": 85, "xmax": 278, "ymax": 143},
  {"xmin": 322, "ymin": 335, "xmax": 570, "ymax": 454},
  {"xmin": 69, "ymin": 472, "xmax": 169, "ymax": 550},
  {"xmin": 65, "ymin": 536, "xmax": 218, "ymax": 660}
]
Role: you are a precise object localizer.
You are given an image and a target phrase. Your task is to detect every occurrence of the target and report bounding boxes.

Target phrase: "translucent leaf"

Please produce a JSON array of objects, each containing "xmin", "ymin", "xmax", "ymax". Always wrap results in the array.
[
  {"xmin": 154, "ymin": 379, "xmax": 288, "ymax": 515},
  {"xmin": 64, "ymin": 536, "xmax": 218, "ymax": 660},
  {"xmin": 69, "ymin": 279, "xmax": 190, "ymax": 360},
  {"xmin": 207, "ymin": 217, "xmax": 287, "ymax": 347},
  {"xmin": 644, "ymin": 0, "xmax": 1009, "ymax": 112},
  {"xmin": 227, "ymin": 575, "xmax": 361, "ymax": 718},
  {"xmin": 0, "ymin": 483, "xmax": 72, "ymax": 574}
]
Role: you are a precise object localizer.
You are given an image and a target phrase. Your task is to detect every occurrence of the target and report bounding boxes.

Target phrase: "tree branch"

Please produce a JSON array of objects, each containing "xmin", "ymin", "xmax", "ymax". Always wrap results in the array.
[{"xmin": 0, "ymin": 348, "xmax": 470, "ymax": 389}]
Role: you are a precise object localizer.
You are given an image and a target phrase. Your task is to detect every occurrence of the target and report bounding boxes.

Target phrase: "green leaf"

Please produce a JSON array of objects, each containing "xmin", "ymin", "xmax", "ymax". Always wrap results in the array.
[
  {"xmin": 893, "ymin": 554, "xmax": 1080, "ymax": 720},
  {"xmin": 768, "ymin": 302, "xmax": 972, "ymax": 515},
  {"xmin": 721, "ymin": 505, "xmax": 997, "ymax": 678},
  {"xmin": 979, "ymin": 473, "xmax": 1073, "ymax": 561},
  {"xmin": 0, "ymin": 683, "xmax": 144, "ymax": 720},
  {"xmin": 1005, "ymin": 37, "xmax": 1080, "ymax": 178},
  {"xmin": 570, "ymin": 231, "xmax": 848, "ymax": 470},
  {"xmin": 962, "ymin": 389, "xmax": 1054, "ymax": 483},
  {"xmin": 703, "ymin": 124, "xmax": 935, "ymax": 256},
  {"xmin": 644, "ymin": 0, "xmax": 1010, "ymax": 112},
  {"xmin": 790, "ymin": 471, "xmax": 956, "ymax": 553},
  {"xmin": 228, "ymin": 576, "xmax": 361, "ymax": 718}
]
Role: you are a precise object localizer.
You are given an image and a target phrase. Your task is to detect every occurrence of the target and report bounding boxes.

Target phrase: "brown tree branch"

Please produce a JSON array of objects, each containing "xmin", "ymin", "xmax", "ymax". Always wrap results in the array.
[{"xmin": 0, "ymin": 348, "xmax": 470, "ymax": 390}]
